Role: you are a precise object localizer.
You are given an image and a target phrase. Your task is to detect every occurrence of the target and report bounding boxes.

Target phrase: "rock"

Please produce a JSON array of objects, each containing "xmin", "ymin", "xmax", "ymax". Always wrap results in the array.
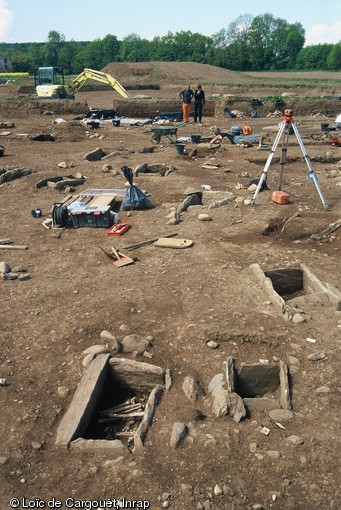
[
  {"xmin": 109, "ymin": 357, "xmax": 165, "ymax": 392},
  {"xmin": 31, "ymin": 441, "xmax": 43, "ymax": 450},
  {"xmin": 82, "ymin": 344, "xmax": 111, "ymax": 356},
  {"xmin": 104, "ymin": 457, "xmax": 124, "ymax": 468},
  {"xmin": 287, "ymin": 435, "xmax": 304, "ymax": 445},
  {"xmin": 315, "ymin": 386, "xmax": 330, "ymax": 393},
  {"xmin": 18, "ymin": 273, "xmax": 31, "ymax": 281},
  {"xmin": 229, "ymin": 392, "xmax": 246, "ymax": 422},
  {"xmin": 82, "ymin": 353, "xmax": 95, "ymax": 368},
  {"xmin": 182, "ymin": 376, "xmax": 204, "ymax": 402},
  {"xmin": 269, "ymin": 409, "xmax": 294, "ymax": 422},
  {"xmin": 57, "ymin": 386, "xmax": 70, "ymax": 398},
  {"xmin": 71, "ymin": 438, "xmax": 130, "ymax": 455},
  {"xmin": 167, "ymin": 217, "xmax": 180, "ymax": 225},
  {"xmin": 84, "ymin": 147, "xmax": 106, "ymax": 161},
  {"xmin": 267, "ymin": 450, "xmax": 282, "ymax": 459},
  {"xmin": 307, "ymin": 351, "xmax": 327, "ymax": 361},
  {"xmin": 100, "ymin": 330, "xmax": 121, "ymax": 353},
  {"xmin": 165, "ymin": 368, "xmax": 173, "ymax": 390},
  {"xmin": 177, "ymin": 193, "xmax": 202, "ymax": 214},
  {"xmin": 288, "ymin": 355, "xmax": 299, "ymax": 365},
  {"xmin": 0, "ymin": 261, "xmax": 11, "ymax": 274},
  {"xmin": 206, "ymin": 340, "xmax": 218, "ymax": 349},
  {"xmin": 292, "ymin": 313, "xmax": 306, "ymax": 324},
  {"xmin": 208, "ymin": 373, "xmax": 229, "ymax": 417},
  {"xmin": 12, "ymin": 265, "xmax": 28, "ymax": 273},
  {"xmin": 214, "ymin": 484, "xmax": 223, "ymax": 496},
  {"xmin": 181, "ymin": 484, "xmax": 193, "ymax": 493},
  {"xmin": 3, "ymin": 272, "xmax": 18, "ymax": 280},
  {"xmin": 170, "ymin": 422, "xmax": 188, "ymax": 448},
  {"xmin": 198, "ymin": 213, "xmax": 212, "ymax": 221},
  {"xmin": 121, "ymin": 334, "xmax": 150, "ymax": 354}
]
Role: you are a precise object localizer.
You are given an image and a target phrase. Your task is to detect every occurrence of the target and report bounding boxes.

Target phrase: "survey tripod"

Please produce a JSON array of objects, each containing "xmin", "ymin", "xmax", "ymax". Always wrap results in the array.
[{"xmin": 251, "ymin": 109, "xmax": 329, "ymax": 209}]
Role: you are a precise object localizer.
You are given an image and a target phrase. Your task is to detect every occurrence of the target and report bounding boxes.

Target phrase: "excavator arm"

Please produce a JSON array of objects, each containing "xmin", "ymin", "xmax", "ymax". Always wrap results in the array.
[{"xmin": 67, "ymin": 69, "xmax": 129, "ymax": 99}]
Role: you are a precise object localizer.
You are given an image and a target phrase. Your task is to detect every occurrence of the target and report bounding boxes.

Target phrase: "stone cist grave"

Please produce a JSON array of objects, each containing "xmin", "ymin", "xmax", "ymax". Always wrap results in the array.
[
  {"xmin": 250, "ymin": 262, "xmax": 341, "ymax": 320},
  {"xmin": 208, "ymin": 356, "xmax": 291, "ymax": 420},
  {"xmin": 226, "ymin": 356, "xmax": 291, "ymax": 413},
  {"xmin": 56, "ymin": 354, "xmax": 165, "ymax": 454}
]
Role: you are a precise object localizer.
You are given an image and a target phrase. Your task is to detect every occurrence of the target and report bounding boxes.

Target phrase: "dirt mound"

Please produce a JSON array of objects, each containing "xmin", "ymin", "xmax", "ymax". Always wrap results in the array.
[{"xmin": 102, "ymin": 61, "xmax": 254, "ymax": 87}]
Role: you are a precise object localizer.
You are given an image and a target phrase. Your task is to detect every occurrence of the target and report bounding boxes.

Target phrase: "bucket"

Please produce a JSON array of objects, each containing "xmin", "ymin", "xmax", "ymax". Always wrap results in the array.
[
  {"xmin": 174, "ymin": 144, "xmax": 185, "ymax": 155},
  {"xmin": 191, "ymin": 134, "xmax": 201, "ymax": 143}
]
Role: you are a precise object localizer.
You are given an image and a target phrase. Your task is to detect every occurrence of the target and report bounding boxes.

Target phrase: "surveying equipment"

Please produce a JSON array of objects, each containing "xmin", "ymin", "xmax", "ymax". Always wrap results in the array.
[{"xmin": 251, "ymin": 110, "xmax": 329, "ymax": 209}]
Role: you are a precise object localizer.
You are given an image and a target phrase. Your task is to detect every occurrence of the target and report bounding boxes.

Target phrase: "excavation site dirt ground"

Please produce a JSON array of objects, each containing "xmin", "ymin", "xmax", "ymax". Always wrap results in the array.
[{"xmin": 0, "ymin": 64, "xmax": 340, "ymax": 510}]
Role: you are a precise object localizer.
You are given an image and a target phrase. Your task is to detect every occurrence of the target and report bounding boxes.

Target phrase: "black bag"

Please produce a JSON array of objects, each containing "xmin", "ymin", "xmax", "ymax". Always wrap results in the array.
[{"xmin": 120, "ymin": 166, "xmax": 154, "ymax": 211}]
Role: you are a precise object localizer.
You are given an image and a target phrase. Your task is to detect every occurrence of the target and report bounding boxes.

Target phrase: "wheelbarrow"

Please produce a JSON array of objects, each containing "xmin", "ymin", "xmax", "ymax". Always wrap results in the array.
[{"xmin": 150, "ymin": 122, "xmax": 187, "ymax": 144}]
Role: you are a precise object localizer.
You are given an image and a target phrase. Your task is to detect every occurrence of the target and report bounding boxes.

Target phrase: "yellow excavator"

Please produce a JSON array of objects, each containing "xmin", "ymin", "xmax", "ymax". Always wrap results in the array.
[{"xmin": 34, "ymin": 67, "xmax": 129, "ymax": 99}]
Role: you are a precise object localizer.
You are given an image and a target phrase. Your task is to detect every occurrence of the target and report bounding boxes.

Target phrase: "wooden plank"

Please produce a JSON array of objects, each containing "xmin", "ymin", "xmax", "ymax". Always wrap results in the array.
[
  {"xmin": 88, "ymin": 195, "xmax": 116, "ymax": 208},
  {"xmin": 0, "ymin": 245, "xmax": 27, "ymax": 250}
]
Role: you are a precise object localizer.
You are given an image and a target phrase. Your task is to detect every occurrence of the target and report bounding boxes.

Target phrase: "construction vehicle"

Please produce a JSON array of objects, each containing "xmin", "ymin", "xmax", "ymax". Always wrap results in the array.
[{"xmin": 34, "ymin": 67, "xmax": 129, "ymax": 100}]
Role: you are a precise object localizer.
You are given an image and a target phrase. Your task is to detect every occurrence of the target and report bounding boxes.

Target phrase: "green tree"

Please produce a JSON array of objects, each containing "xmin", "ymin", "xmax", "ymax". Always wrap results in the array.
[
  {"xmin": 42, "ymin": 30, "xmax": 66, "ymax": 66},
  {"xmin": 58, "ymin": 40, "xmax": 84, "ymax": 74},
  {"xmin": 27, "ymin": 43, "xmax": 45, "ymax": 73},
  {"xmin": 118, "ymin": 33, "xmax": 150, "ymax": 62},
  {"xmin": 212, "ymin": 14, "xmax": 253, "ymax": 47},
  {"xmin": 246, "ymin": 14, "xmax": 304, "ymax": 70},
  {"xmin": 327, "ymin": 43, "xmax": 341, "ymax": 70},
  {"xmin": 101, "ymin": 35, "xmax": 120, "ymax": 65},
  {"xmin": 295, "ymin": 44, "xmax": 333, "ymax": 69}
]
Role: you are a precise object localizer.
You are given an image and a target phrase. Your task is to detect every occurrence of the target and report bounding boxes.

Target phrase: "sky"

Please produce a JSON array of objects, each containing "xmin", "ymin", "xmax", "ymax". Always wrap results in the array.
[{"xmin": 0, "ymin": 0, "xmax": 341, "ymax": 46}]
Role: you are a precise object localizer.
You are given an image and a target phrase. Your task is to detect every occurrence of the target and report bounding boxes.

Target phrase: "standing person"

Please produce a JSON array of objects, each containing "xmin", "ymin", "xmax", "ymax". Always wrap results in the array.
[
  {"xmin": 178, "ymin": 85, "xmax": 194, "ymax": 123},
  {"xmin": 194, "ymin": 84, "xmax": 205, "ymax": 124}
]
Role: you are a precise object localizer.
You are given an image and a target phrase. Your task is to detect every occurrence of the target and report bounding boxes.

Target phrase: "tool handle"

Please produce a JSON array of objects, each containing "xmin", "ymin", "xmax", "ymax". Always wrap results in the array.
[{"xmin": 111, "ymin": 247, "xmax": 121, "ymax": 260}]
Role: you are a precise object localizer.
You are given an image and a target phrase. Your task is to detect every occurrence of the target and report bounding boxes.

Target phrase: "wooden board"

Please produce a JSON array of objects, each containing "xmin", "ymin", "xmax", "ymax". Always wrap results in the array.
[
  {"xmin": 87, "ymin": 195, "xmax": 116, "ymax": 208},
  {"xmin": 153, "ymin": 238, "xmax": 193, "ymax": 249}
]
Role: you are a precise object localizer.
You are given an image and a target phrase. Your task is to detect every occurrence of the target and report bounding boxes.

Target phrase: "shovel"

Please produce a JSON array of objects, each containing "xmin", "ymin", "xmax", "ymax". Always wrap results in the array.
[{"xmin": 111, "ymin": 247, "xmax": 135, "ymax": 267}]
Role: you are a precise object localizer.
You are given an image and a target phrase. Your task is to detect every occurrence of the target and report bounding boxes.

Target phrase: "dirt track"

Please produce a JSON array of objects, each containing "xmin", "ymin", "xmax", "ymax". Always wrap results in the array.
[{"xmin": 0, "ymin": 74, "xmax": 341, "ymax": 510}]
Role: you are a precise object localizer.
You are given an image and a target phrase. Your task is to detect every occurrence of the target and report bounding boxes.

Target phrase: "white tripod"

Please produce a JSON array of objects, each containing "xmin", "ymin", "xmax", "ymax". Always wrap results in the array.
[{"xmin": 251, "ymin": 110, "xmax": 329, "ymax": 210}]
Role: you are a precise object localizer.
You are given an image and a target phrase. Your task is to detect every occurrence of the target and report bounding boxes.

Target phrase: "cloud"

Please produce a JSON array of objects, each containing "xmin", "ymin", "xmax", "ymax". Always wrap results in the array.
[
  {"xmin": 305, "ymin": 21, "xmax": 341, "ymax": 45},
  {"xmin": 0, "ymin": 0, "xmax": 13, "ymax": 41}
]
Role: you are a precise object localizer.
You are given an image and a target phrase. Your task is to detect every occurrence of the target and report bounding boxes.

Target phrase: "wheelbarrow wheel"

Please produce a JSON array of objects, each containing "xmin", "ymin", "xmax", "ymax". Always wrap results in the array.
[{"xmin": 151, "ymin": 135, "xmax": 161, "ymax": 144}]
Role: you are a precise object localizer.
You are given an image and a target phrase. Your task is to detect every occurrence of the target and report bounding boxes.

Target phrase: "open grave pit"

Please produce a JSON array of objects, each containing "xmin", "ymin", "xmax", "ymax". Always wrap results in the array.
[
  {"xmin": 226, "ymin": 356, "xmax": 291, "ymax": 414},
  {"xmin": 208, "ymin": 356, "xmax": 291, "ymax": 420},
  {"xmin": 251, "ymin": 262, "xmax": 341, "ymax": 320},
  {"xmin": 56, "ymin": 354, "xmax": 165, "ymax": 454}
]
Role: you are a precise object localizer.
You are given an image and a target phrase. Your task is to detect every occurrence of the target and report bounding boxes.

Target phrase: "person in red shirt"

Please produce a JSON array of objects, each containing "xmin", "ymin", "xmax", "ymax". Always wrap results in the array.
[{"xmin": 178, "ymin": 85, "xmax": 194, "ymax": 122}]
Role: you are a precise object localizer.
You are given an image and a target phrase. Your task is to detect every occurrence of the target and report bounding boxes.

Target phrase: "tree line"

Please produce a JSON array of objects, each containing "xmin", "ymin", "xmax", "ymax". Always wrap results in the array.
[{"xmin": 0, "ymin": 13, "xmax": 340, "ymax": 75}]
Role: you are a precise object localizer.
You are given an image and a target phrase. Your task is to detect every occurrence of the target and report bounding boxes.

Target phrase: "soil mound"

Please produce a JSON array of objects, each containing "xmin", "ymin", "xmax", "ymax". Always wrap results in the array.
[{"xmin": 102, "ymin": 61, "xmax": 254, "ymax": 87}]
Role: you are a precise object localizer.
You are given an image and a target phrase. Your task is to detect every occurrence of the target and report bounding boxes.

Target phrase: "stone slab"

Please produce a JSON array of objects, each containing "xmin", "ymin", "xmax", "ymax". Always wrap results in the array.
[{"xmin": 56, "ymin": 353, "xmax": 110, "ymax": 447}]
